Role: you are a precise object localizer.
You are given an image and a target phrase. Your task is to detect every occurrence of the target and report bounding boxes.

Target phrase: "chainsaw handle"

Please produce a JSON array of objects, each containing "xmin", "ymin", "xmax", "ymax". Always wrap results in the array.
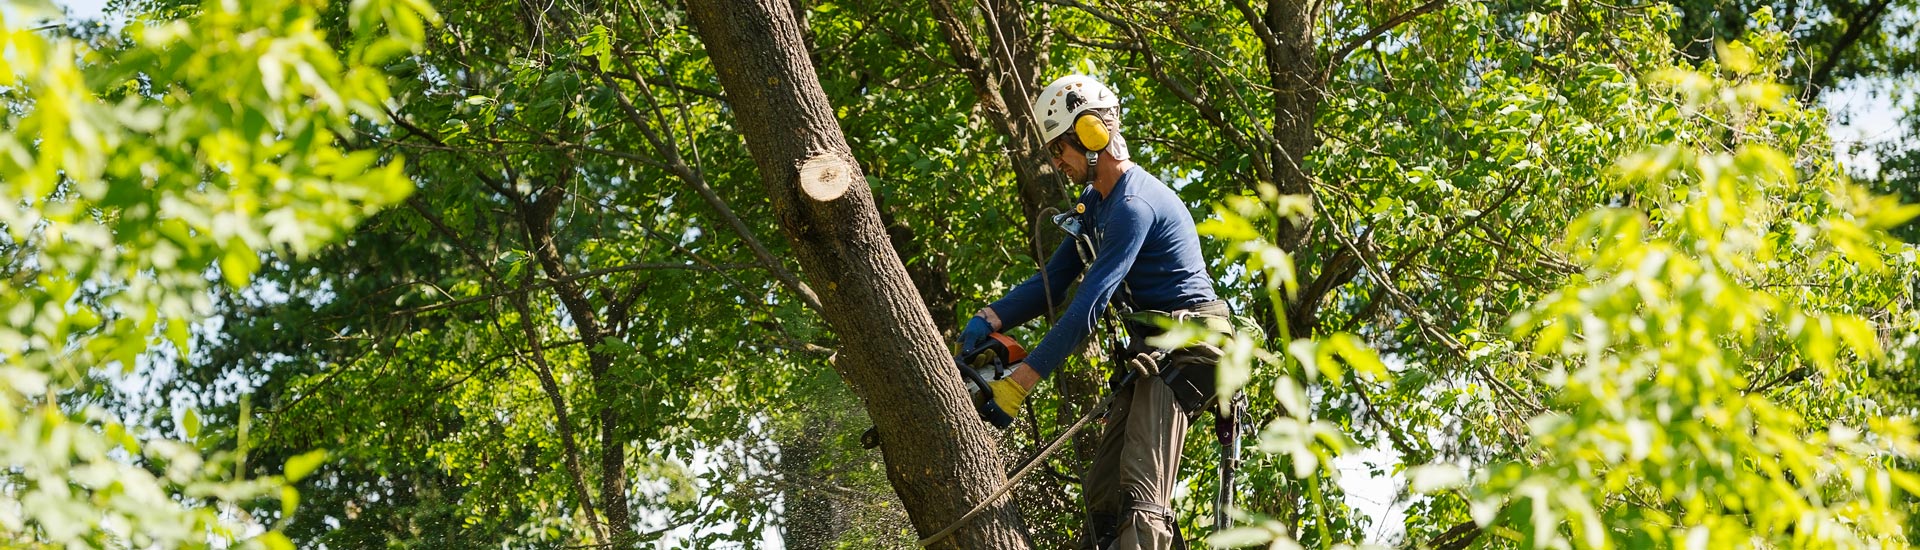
[
  {"xmin": 955, "ymin": 357, "xmax": 1015, "ymax": 428},
  {"xmin": 961, "ymin": 332, "xmax": 1026, "ymax": 366},
  {"xmin": 955, "ymin": 355, "xmax": 993, "ymax": 392},
  {"xmin": 860, "ymin": 350, "xmax": 1021, "ymax": 450}
]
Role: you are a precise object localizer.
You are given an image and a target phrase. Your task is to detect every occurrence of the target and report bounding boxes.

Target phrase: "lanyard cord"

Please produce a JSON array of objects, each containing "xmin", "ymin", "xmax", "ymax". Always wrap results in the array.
[{"xmin": 1033, "ymin": 206, "xmax": 1063, "ymax": 325}]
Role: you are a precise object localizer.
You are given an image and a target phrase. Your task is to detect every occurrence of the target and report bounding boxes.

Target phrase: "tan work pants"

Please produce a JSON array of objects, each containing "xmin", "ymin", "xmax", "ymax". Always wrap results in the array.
[
  {"xmin": 1082, "ymin": 375, "xmax": 1189, "ymax": 550},
  {"xmin": 1083, "ymin": 302, "xmax": 1231, "ymax": 549}
]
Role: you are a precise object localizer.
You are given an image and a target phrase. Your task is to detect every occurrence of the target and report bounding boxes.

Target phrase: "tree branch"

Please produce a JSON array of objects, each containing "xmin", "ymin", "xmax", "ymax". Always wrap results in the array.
[
  {"xmin": 1228, "ymin": 0, "xmax": 1279, "ymax": 52},
  {"xmin": 1421, "ymin": 519, "xmax": 1483, "ymax": 550},
  {"xmin": 384, "ymin": 261, "xmax": 757, "ymax": 318},
  {"xmin": 1745, "ymin": 366, "xmax": 1812, "ymax": 394},
  {"xmin": 507, "ymin": 270, "xmax": 609, "ymax": 545},
  {"xmin": 592, "ymin": 65, "xmax": 726, "ymax": 102},
  {"xmin": 383, "ymin": 107, "xmax": 524, "ymax": 204},
  {"xmin": 596, "ymin": 63, "xmax": 827, "ymax": 314},
  {"xmin": 1319, "ymin": 199, "xmax": 1549, "ymax": 417},
  {"xmin": 1325, "ymin": 0, "xmax": 1449, "ymax": 81},
  {"xmin": 639, "ymin": 226, "xmax": 832, "ymax": 355},
  {"xmin": 1803, "ymin": 0, "xmax": 1893, "ymax": 99},
  {"xmin": 1046, "ymin": 0, "xmax": 1275, "ymax": 185},
  {"xmin": 404, "ymin": 195, "xmax": 500, "ymax": 282}
]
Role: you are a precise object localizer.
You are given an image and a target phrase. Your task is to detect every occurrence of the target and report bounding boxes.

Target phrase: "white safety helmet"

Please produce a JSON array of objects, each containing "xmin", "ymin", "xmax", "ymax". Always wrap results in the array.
[{"xmin": 1033, "ymin": 75, "xmax": 1120, "ymax": 146}]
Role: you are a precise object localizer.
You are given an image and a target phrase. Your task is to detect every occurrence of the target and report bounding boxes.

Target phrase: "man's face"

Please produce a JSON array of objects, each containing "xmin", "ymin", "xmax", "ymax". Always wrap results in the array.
[{"xmin": 1048, "ymin": 139, "xmax": 1087, "ymax": 182}]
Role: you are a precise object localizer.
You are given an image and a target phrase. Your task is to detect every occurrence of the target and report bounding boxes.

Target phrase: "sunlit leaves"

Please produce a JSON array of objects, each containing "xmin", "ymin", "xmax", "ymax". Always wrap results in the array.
[
  {"xmin": 42, "ymin": 0, "xmax": 1908, "ymax": 547},
  {"xmin": 0, "ymin": 0, "xmax": 427, "ymax": 546},
  {"xmin": 1484, "ymin": 40, "xmax": 1917, "ymax": 549},
  {"xmin": 284, "ymin": 449, "xmax": 328, "ymax": 482}
]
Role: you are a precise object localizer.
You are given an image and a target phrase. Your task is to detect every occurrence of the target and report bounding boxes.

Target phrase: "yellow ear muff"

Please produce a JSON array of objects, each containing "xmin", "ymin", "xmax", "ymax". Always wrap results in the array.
[{"xmin": 1073, "ymin": 113, "xmax": 1110, "ymax": 151}]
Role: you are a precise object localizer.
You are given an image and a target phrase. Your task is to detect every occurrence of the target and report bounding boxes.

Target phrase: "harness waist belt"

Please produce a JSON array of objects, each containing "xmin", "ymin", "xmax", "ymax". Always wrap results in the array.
[{"xmin": 1168, "ymin": 299, "xmax": 1230, "ymax": 321}]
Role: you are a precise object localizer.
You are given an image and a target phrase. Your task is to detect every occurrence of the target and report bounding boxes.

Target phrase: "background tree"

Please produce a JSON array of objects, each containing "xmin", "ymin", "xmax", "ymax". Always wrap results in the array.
[{"xmin": 145, "ymin": 0, "xmax": 837, "ymax": 545}]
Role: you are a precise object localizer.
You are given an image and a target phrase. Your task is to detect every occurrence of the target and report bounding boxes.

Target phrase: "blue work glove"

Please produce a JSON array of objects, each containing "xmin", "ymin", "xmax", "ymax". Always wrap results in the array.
[{"xmin": 959, "ymin": 316, "xmax": 993, "ymax": 354}]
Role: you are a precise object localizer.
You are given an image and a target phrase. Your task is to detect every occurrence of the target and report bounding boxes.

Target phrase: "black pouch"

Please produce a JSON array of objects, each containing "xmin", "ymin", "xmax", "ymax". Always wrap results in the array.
[
  {"xmin": 1116, "ymin": 304, "xmax": 1231, "ymax": 415},
  {"xmin": 1157, "ymin": 343, "xmax": 1224, "ymax": 416}
]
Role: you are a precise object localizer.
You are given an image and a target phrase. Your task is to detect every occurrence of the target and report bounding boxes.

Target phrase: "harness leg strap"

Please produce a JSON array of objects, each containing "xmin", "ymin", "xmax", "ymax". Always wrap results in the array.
[{"xmin": 1117, "ymin": 500, "xmax": 1187, "ymax": 550}]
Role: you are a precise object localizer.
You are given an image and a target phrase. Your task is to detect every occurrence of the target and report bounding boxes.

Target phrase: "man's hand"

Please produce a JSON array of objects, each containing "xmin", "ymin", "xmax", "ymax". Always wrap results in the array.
[
  {"xmin": 978, "ymin": 363, "xmax": 1040, "ymax": 428},
  {"xmin": 959, "ymin": 315, "xmax": 993, "ymax": 354}
]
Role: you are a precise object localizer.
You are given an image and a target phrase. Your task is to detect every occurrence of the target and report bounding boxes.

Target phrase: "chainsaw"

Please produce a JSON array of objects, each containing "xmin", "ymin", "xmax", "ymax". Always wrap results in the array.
[{"xmin": 861, "ymin": 332, "xmax": 1027, "ymax": 449}]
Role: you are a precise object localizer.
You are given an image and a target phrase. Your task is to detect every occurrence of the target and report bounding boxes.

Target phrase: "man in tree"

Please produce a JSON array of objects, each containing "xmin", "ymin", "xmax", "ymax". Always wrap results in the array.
[{"xmin": 959, "ymin": 74, "xmax": 1234, "ymax": 550}]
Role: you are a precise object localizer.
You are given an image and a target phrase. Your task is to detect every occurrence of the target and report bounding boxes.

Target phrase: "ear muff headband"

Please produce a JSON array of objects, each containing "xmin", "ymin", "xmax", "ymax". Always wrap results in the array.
[{"xmin": 1073, "ymin": 113, "xmax": 1110, "ymax": 151}]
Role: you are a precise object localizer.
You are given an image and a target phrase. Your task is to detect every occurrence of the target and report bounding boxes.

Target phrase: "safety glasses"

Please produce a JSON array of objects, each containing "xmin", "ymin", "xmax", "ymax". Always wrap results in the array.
[{"xmin": 1047, "ymin": 140, "xmax": 1069, "ymax": 158}]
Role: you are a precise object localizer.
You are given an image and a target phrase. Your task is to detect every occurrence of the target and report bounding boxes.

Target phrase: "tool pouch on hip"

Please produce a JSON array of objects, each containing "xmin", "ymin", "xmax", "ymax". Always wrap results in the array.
[
  {"xmin": 1108, "ymin": 339, "xmax": 1223, "ymax": 416},
  {"xmin": 1157, "ymin": 343, "xmax": 1225, "ymax": 416},
  {"xmin": 1120, "ymin": 304, "xmax": 1232, "ymax": 417}
]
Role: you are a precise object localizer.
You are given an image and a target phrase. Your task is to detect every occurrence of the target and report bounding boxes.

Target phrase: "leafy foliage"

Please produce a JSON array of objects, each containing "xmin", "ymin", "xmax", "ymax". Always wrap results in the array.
[
  {"xmin": 1482, "ymin": 36, "xmax": 1918, "ymax": 548},
  {"xmin": 1189, "ymin": 11, "xmax": 1920, "ymax": 549},
  {"xmin": 8, "ymin": 0, "xmax": 1915, "ymax": 547},
  {"xmin": 0, "ymin": 0, "xmax": 430, "ymax": 546}
]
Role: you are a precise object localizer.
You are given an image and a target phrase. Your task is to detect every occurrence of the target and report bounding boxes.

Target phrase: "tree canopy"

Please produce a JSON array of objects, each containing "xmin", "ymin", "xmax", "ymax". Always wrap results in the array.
[{"xmin": 2, "ymin": 0, "xmax": 1916, "ymax": 548}]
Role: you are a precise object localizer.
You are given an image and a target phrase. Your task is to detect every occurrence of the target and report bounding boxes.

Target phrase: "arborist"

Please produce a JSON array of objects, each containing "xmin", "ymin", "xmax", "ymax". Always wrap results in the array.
[{"xmin": 959, "ymin": 74, "xmax": 1238, "ymax": 550}]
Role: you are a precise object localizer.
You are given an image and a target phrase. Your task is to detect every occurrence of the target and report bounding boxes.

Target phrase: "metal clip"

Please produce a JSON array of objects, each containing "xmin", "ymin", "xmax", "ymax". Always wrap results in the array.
[{"xmin": 1051, "ymin": 210, "xmax": 1083, "ymax": 236}]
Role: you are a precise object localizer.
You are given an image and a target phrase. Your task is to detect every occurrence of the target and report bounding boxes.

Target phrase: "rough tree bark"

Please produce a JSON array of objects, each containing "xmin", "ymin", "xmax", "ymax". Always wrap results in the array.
[
  {"xmin": 1264, "ymin": 0, "xmax": 1319, "ymax": 245},
  {"xmin": 684, "ymin": 0, "xmax": 1033, "ymax": 547},
  {"xmin": 1263, "ymin": 0, "xmax": 1323, "ymax": 531},
  {"xmin": 1258, "ymin": 0, "xmax": 1331, "ymax": 343}
]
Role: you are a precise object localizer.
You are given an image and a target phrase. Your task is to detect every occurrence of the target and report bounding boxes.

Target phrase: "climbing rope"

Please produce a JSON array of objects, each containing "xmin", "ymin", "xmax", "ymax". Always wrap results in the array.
[{"xmin": 915, "ymin": 384, "xmax": 1121, "ymax": 547}]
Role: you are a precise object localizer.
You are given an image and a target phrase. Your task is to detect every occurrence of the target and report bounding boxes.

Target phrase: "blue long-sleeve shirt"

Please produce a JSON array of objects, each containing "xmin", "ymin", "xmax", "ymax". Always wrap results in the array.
[{"xmin": 989, "ymin": 166, "xmax": 1218, "ymax": 377}]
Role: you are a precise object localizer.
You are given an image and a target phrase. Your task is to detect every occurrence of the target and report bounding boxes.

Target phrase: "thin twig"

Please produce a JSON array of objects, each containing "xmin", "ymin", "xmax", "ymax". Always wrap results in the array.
[
  {"xmin": 386, "ymin": 261, "xmax": 755, "ymax": 317},
  {"xmin": 1326, "ymin": 0, "xmax": 1450, "ymax": 82}
]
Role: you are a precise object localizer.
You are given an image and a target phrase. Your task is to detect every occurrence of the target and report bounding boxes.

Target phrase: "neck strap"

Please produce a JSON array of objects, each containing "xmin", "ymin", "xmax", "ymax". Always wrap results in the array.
[{"xmin": 1084, "ymin": 149, "xmax": 1101, "ymax": 187}]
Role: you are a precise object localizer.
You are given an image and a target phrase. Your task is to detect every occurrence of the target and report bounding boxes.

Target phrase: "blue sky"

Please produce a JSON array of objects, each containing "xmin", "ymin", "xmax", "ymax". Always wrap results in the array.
[{"xmin": 59, "ymin": 0, "xmax": 107, "ymax": 18}]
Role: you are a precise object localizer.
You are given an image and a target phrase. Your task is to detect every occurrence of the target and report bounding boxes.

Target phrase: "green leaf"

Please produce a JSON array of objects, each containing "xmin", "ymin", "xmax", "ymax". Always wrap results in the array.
[
  {"xmin": 1327, "ymin": 333, "xmax": 1388, "ymax": 381},
  {"xmin": 1865, "ymin": 199, "xmax": 1920, "ymax": 230},
  {"xmin": 1715, "ymin": 40, "xmax": 1758, "ymax": 74},
  {"xmin": 1732, "ymin": 144, "xmax": 1794, "ymax": 185},
  {"xmin": 1274, "ymin": 376, "xmax": 1307, "ymax": 419},
  {"xmin": 220, "ymin": 247, "xmax": 261, "ymax": 289},
  {"xmin": 181, "ymin": 409, "xmax": 201, "ymax": 440},
  {"xmin": 286, "ymin": 450, "xmax": 328, "ymax": 482},
  {"xmin": 260, "ymin": 532, "xmax": 295, "ymax": 550},
  {"xmin": 281, "ymin": 485, "xmax": 300, "ymax": 519}
]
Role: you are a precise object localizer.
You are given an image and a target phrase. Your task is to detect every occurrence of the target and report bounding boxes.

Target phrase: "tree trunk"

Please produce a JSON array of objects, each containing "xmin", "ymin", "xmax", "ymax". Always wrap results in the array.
[
  {"xmin": 1264, "ymin": 0, "xmax": 1319, "ymax": 530},
  {"xmin": 1266, "ymin": 0, "xmax": 1318, "ymax": 255},
  {"xmin": 924, "ymin": 0, "xmax": 1105, "ymax": 478},
  {"xmin": 683, "ymin": 1, "xmax": 1033, "ymax": 547},
  {"xmin": 878, "ymin": 193, "xmax": 958, "ymax": 334},
  {"xmin": 520, "ymin": 177, "xmax": 637, "ymax": 545},
  {"xmin": 927, "ymin": 0, "xmax": 1067, "ymax": 258}
]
